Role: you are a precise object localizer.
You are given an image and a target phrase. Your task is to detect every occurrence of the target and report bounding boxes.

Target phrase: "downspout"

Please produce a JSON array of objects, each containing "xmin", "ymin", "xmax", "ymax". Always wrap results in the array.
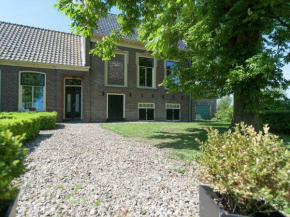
[{"xmin": 188, "ymin": 60, "xmax": 192, "ymax": 122}]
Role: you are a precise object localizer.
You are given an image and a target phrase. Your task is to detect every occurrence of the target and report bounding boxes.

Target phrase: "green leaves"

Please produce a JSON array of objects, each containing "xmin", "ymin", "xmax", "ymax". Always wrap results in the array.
[
  {"xmin": 0, "ymin": 130, "xmax": 27, "ymax": 209},
  {"xmin": 197, "ymin": 123, "xmax": 290, "ymax": 215}
]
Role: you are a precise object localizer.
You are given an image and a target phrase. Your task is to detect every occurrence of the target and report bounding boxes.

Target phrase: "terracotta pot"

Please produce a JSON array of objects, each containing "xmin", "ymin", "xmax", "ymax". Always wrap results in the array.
[{"xmin": 28, "ymin": 108, "xmax": 36, "ymax": 111}]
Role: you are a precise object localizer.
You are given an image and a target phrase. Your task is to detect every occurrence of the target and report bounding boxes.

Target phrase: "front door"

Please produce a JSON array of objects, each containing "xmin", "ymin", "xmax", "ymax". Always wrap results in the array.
[
  {"xmin": 65, "ymin": 87, "xmax": 81, "ymax": 121},
  {"xmin": 108, "ymin": 95, "xmax": 124, "ymax": 121}
]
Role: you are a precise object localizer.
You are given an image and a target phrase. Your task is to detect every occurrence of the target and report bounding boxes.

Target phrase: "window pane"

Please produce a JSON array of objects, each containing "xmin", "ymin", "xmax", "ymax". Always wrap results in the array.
[
  {"xmin": 65, "ymin": 79, "xmax": 81, "ymax": 85},
  {"xmin": 139, "ymin": 57, "xmax": 154, "ymax": 67},
  {"xmin": 166, "ymin": 109, "xmax": 173, "ymax": 120},
  {"xmin": 21, "ymin": 86, "xmax": 32, "ymax": 109},
  {"xmin": 33, "ymin": 87, "xmax": 44, "ymax": 110},
  {"xmin": 139, "ymin": 109, "xmax": 147, "ymax": 120},
  {"xmin": 21, "ymin": 73, "xmax": 45, "ymax": 86},
  {"xmin": 147, "ymin": 109, "xmax": 154, "ymax": 120},
  {"xmin": 139, "ymin": 67, "xmax": 146, "ymax": 86},
  {"xmin": 174, "ymin": 109, "xmax": 180, "ymax": 120},
  {"xmin": 146, "ymin": 68, "xmax": 152, "ymax": 87}
]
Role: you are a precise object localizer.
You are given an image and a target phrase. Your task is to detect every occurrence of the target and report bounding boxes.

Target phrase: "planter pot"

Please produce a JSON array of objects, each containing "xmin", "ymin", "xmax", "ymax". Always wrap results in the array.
[
  {"xmin": 4, "ymin": 193, "xmax": 19, "ymax": 217},
  {"xmin": 199, "ymin": 185, "xmax": 286, "ymax": 217},
  {"xmin": 28, "ymin": 108, "xmax": 36, "ymax": 111}
]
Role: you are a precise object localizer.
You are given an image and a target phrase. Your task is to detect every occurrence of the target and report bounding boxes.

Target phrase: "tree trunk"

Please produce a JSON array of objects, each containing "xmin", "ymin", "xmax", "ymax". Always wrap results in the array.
[{"xmin": 231, "ymin": 94, "xmax": 260, "ymax": 132}]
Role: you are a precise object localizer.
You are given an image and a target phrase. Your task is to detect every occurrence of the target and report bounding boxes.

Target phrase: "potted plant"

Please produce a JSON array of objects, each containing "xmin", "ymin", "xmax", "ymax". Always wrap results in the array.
[
  {"xmin": 0, "ymin": 130, "xmax": 27, "ymax": 217},
  {"xmin": 196, "ymin": 123, "xmax": 290, "ymax": 217},
  {"xmin": 28, "ymin": 107, "xmax": 36, "ymax": 112}
]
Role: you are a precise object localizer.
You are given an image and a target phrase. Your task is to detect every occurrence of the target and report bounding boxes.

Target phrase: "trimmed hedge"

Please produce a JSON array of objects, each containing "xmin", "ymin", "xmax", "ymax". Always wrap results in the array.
[
  {"xmin": 260, "ymin": 111, "xmax": 290, "ymax": 135},
  {"xmin": 37, "ymin": 112, "xmax": 57, "ymax": 130},
  {"xmin": 0, "ymin": 113, "xmax": 40, "ymax": 141},
  {"xmin": 0, "ymin": 112, "xmax": 57, "ymax": 141}
]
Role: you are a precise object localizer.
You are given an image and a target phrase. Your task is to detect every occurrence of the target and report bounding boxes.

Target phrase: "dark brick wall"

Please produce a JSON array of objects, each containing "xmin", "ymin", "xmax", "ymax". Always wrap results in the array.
[
  {"xmin": 90, "ymin": 45, "xmax": 190, "ymax": 122},
  {"xmin": 0, "ymin": 45, "xmax": 217, "ymax": 123},
  {"xmin": 0, "ymin": 65, "xmax": 90, "ymax": 122}
]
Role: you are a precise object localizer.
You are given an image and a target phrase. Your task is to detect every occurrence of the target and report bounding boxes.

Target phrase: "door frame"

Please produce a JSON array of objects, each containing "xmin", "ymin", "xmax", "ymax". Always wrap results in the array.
[
  {"xmin": 63, "ymin": 77, "xmax": 83, "ymax": 120},
  {"xmin": 106, "ymin": 93, "xmax": 126, "ymax": 119}
]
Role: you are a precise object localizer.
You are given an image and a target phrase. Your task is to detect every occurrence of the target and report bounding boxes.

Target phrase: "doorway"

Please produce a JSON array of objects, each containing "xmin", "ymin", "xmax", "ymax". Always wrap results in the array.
[{"xmin": 107, "ymin": 94, "xmax": 125, "ymax": 121}]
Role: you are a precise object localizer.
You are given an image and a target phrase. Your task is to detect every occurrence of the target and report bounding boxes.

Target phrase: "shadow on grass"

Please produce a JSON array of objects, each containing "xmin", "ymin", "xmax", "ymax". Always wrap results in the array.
[{"xmin": 151, "ymin": 126, "xmax": 229, "ymax": 152}]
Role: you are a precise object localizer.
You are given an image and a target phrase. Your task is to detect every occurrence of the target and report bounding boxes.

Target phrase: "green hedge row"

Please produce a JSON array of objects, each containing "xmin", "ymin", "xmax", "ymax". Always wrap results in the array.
[
  {"xmin": 260, "ymin": 111, "xmax": 290, "ymax": 135},
  {"xmin": 0, "ymin": 112, "xmax": 57, "ymax": 141}
]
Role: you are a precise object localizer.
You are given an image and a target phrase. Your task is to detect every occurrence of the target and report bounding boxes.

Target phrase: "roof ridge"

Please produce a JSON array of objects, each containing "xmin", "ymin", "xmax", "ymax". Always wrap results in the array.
[{"xmin": 0, "ymin": 20, "xmax": 82, "ymax": 37}]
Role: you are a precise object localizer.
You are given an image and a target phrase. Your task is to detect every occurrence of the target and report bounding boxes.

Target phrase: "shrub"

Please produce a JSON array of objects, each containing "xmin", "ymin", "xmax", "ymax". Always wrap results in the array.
[
  {"xmin": 37, "ymin": 112, "xmax": 57, "ymax": 130},
  {"xmin": 260, "ymin": 111, "xmax": 290, "ymax": 135},
  {"xmin": 197, "ymin": 123, "xmax": 290, "ymax": 215},
  {"xmin": 0, "ymin": 130, "xmax": 27, "ymax": 213},
  {"xmin": 215, "ymin": 107, "xmax": 233, "ymax": 122},
  {"xmin": 0, "ymin": 112, "xmax": 40, "ymax": 141}
]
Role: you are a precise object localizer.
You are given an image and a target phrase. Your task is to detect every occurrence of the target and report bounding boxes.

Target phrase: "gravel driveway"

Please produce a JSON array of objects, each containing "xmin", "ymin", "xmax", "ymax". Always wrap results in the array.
[{"xmin": 17, "ymin": 123, "xmax": 199, "ymax": 217}]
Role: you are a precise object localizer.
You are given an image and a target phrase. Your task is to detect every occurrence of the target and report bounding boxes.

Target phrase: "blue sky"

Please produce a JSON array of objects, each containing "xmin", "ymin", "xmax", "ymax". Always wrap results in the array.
[{"xmin": 0, "ymin": 0, "xmax": 289, "ymax": 97}]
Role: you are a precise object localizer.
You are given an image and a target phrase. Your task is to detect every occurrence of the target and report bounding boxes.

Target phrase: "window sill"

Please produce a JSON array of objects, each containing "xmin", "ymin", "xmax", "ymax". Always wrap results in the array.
[
  {"xmin": 137, "ymin": 86, "xmax": 157, "ymax": 90},
  {"xmin": 105, "ymin": 85, "xmax": 128, "ymax": 88}
]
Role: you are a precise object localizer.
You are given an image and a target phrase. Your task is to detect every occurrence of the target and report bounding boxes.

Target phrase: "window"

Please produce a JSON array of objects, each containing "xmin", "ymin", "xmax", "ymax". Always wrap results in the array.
[
  {"xmin": 165, "ymin": 61, "xmax": 178, "ymax": 89},
  {"xmin": 19, "ymin": 72, "xmax": 46, "ymax": 111},
  {"xmin": 138, "ymin": 103, "xmax": 155, "ymax": 120},
  {"xmin": 138, "ymin": 57, "xmax": 155, "ymax": 88},
  {"xmin": 166, "ymin": 104, "xmax": 180, "ymax": 121},
  {"xmin": 105, "ymin": 52, "xmax": 128, "ymax": 86}
]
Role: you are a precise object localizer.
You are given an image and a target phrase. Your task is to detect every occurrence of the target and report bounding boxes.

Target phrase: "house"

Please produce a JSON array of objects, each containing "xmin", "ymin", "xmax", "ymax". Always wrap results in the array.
[{"xmin": 0, "ymin": 14, "xmax": 216, "ymax": 122}]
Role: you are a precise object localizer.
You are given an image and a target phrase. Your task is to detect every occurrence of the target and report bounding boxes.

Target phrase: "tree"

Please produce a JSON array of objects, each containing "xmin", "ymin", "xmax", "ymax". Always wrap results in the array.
[
  {"xmin": 217, "ymin": 96, "xmax": 232, "ymax": 111},
  {"xmin": 215, "ymin": 96, "xmax": 233, "ymax": 122},
  {"xmin": 55, "ymin": 0, "xmax": 290, "ymax": 130}
]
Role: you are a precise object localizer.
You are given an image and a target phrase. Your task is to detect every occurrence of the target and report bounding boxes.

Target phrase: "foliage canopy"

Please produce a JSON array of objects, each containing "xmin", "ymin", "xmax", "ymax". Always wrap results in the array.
[{"xmin": 55, "ymin": 0, "xmax": 290, "ymax": 127}]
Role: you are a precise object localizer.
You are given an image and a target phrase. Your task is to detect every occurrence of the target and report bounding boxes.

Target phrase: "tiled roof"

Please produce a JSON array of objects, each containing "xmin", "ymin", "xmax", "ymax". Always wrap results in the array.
[
  {"xmin": 0, "ymin": 21, "xmax": 85, "ymax": 66},
  {"xmin": 94, "ymin": 13, "xmax": 186, "ymax": 49}
]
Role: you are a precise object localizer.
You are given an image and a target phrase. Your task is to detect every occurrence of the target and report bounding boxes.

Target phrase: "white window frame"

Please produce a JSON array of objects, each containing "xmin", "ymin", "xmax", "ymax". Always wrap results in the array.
[
  {"xmin": 63, "ymin": 77, "xmax": 83, "ymax": 120},
  {"xmin": 166, "ymin": 103, "xmax": 181, "ymax": 121},
  {"xmin": 105, "ymin": 50, "xmax": 128, "ymax": 87},
  {"xmin": 136, "ymin": 53, "xmax": 157, "ymax": 89},
  {"xmin": 138, "ymin": 103, "xmax": 155, "ymax": 121},
  {"xmin": 106, "ymin": 93, "xmax": 126, "ymax": 119},
  {"xmin": 18, "ymin": 71, "xmax": 46, "ymax": 111}
]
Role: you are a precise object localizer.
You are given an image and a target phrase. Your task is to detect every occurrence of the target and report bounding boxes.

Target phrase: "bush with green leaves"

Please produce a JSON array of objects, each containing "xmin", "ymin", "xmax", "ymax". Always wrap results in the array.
[
  {"xmin": 37, "ymin": 112, "xmax": 57, "ymax": 130},
  {"xmin": 0, "ymin": 130, "xmax": 27, "ymax": 213},
  {"xmin": 0, "ymin": 112, "xmax": 40, "ymax": 141},
  {"xmin": 197, "ymin": 123, "xmax": 290, "ymax": 215},
  {"xmin": 214, "ymin": 107, "xmax": 233, "ymax": 122},
  {"xmin": 260, "ymin": 111, "xmax": 290, "ymax": 135},
  {"xmin": 0, "ymin": 112, "xmax": 57, "ymax": 141}
]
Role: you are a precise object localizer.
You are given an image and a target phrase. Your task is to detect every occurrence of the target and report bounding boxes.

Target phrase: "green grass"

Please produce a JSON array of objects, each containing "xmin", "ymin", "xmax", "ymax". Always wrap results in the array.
[
  {"xmin": 101, "ymin": 121, "xmax": 290, "ymax": 161},
  {"xmin": 101, "ymin": 121, "xmax": 229, "ymax": 162}
]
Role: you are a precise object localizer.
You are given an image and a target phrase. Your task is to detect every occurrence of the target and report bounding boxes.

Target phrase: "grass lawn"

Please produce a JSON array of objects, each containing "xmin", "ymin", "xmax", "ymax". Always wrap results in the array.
[
  {"xmin": 100, "ymin": 121, "xmax": 290, "ymax": 162},
  {"xmin": 100, "ymin": 121, "xmax": 230, "ymax": 162}
]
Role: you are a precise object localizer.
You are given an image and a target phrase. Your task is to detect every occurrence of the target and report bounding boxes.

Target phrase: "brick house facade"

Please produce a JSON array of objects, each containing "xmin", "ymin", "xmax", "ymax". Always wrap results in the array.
[{"xmin": 0, "ymin": 19, "xmax": 216, "ymax": 122}]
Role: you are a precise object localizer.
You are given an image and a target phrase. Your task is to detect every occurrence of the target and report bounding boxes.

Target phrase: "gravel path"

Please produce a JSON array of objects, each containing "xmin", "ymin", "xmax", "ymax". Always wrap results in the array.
[{"xmin": 16, "ymin": 123, "xmax": 199, "ymax": 217}]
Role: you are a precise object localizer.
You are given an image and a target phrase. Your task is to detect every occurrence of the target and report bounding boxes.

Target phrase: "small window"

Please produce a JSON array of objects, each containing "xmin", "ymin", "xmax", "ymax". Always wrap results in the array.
[
  {"xmin": 139, "ymin": 57, "xmax": 155, "ymax": 88},
  {"xmin": 166, "ymin": 103, "xmax": 180, "ymax": 121},
  {"xmin": 20, "ymin": 72, "xmax": 46, "ymax": 111},
  {"xmin": 138, "ymin": 103, "xmax": 155, "ymax": 120},
  {"xmin": 65, "ymin": 79, "xmax": 82, "ymax": 85}
]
